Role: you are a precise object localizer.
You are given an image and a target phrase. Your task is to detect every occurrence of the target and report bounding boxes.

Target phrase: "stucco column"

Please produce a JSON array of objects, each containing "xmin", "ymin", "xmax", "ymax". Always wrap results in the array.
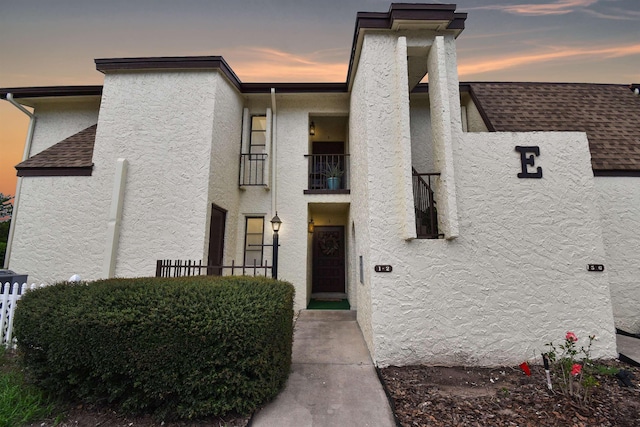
[
  {"xmin": 395, "ymin": 36, "xmax": 418, "ymax": 240},
  {"xmin": 427, "ymin": 35, "xmax": 461, "ymax": 239}
]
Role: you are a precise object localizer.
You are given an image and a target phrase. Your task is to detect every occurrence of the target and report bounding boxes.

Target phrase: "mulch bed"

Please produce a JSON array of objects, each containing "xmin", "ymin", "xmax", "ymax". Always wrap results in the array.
[
  {"xmin": 29, "ymin": 361, "xmax": 640, "ymax": 426},
  {"xmin": 379, "ymin": 360, "xmax": 640, "ymax": 426}
]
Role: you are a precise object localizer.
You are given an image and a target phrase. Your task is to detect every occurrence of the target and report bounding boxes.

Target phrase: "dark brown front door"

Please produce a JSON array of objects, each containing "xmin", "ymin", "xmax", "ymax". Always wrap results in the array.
[
  {"xmin": 312, "ymin": 226, "xmax": 346, "ymax": 293},
  {"xmin": 207, "ymin": 204, "xmax": 226, "ymax": 276}
]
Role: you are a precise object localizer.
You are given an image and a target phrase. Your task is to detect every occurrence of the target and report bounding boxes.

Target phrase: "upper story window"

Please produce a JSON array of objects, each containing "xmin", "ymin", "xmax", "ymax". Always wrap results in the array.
[
  {"xmin": 240, "ymin": 109, "xmax": 270, "ymax": 187},
  {"xmin": 250, "ymin": 116, "xmax": 267, "ymax": 154}
]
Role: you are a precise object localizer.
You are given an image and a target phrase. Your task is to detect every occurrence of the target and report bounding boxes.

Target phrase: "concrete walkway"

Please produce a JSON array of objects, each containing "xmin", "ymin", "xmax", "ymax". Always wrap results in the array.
[
  {"xmin": 617, "ymin": 333, "xmax": 640, "ymax": 366},
  {"xmin": 251, "ymin": 310, "xmax": 396, "ymax": 427}
]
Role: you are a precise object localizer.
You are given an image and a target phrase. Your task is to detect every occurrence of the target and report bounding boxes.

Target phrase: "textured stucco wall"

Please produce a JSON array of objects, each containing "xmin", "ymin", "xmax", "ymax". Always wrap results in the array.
[
  {"xmin": 349, "ymin": 32, "xmax": 406, "ymax": 354},
  {"xmin": 462, "ymin": 93, "xmax": 489, "ymax": 132},
  {"xmin": 206, "ymin": 75, "xmax": 244, "ymax": 266},
  {"xmin": 596, "ymin": 177, "xmax": 640, "ymax": 333},
  {"xmin": 349, "ymin": 63, "xmax": 374, "ymax": 353},
  {"xmin": 9, "ymin": 176, "xmax": 106, "ymax": 283},
  {"xmin": 94, "ymin": 71, "xmax": 222, "ymax": 278},
  {"xmin": 410, "ymin": 93, "xmax": 435, "ymax": 173},
  {"xmin": 427, "ymin": 35, "xmax": 461, "ymax": 239},
  {"xmin": 369, "ymin": 132, "xmax": 616, "ymax": 367},
  {"xmin": 28, "ymin": 98, "xmax": 101, "ymax": 156},
  {"xmin": 9, "ymin": 100, "xmax": 104, "ymax": 283},
  {"xmin": 12, "ymin": 71, "xmax": 230, "ymax": 283}
]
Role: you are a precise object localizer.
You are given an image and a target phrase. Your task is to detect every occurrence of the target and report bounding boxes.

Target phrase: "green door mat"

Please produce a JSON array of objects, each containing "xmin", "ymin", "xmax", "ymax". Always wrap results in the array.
[{"xmin": 307, "ymin": 298, "xmax": 351, "ymax": 310}]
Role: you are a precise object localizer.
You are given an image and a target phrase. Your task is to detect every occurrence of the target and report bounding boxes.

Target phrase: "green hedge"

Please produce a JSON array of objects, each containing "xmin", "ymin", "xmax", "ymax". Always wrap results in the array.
[{"xmin": 13, "ymin": 276, "xmax": 294, "ymax": 420}]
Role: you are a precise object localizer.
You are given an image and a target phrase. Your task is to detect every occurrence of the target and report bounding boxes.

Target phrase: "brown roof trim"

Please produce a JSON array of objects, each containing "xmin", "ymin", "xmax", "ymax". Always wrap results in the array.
[
  {"xmin": 0, "ymin": 86, "xmax": 102, "ymax": 100},
  {"xmin": 593, "ymin": 170, "xmax": 640, "ymax": 177},
  {"xmin": 241, "ymin": 83, "xmax": 348, "ymax": 93},
  {"xmin": 17, "ymin": 167, "xmax": 93, "ymax": 177},
  {"xmin": 95, "ymin": 56, "xmax": 243, "ymax": 91},
  {"xmin": 347, "ymin": 3, "xmax": 466, "ymax": 88}
]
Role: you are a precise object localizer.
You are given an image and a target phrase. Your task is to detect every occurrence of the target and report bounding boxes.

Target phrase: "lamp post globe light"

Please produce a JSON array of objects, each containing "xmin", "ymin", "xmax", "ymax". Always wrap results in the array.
[{"xmin": 270, "ymin": 213, "xmax": 282, "ymax": 279}]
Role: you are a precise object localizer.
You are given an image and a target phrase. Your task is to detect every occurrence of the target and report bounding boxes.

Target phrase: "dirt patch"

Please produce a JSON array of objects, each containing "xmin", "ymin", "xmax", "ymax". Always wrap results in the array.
[{"xmin": 380, "ymin": 361, "xmax": 640, "ymax": 426}]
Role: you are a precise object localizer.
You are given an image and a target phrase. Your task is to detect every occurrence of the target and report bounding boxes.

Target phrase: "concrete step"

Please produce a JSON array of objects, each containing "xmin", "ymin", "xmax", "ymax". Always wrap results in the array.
[{"xmin": 616, "ymin": 333, "xmax": 640, "ymax": 366}]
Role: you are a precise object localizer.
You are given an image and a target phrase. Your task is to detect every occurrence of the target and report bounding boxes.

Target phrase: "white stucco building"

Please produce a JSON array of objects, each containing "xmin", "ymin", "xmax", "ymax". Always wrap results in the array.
[{"xmin": 2, "ymin": 3, "xmax": 639, "ymax": 367}]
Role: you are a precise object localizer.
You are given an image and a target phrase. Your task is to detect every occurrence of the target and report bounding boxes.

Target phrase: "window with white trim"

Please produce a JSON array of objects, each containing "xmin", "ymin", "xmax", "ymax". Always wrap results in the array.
[
  {"xmin": 244, "ymin": 217, "xmax": 265, "ymax": 266},
  {"xmin": 240, "ymin": 109, "xmax": 270, "ymax": 186}
]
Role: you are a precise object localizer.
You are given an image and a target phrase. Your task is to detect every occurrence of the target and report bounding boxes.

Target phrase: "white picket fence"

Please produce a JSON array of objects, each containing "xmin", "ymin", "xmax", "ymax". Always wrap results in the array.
[{"xmin": 1, "ymin": 282, "xmax": 48, "ymax": 347}]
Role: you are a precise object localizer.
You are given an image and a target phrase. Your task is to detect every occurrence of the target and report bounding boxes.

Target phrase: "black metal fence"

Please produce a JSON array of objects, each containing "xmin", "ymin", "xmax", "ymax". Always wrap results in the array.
[
  {"xmin": 412, "ymin": 168, "xmax": 441, "ymax": 239},
  {"xmin": 156, "ymin": 259, "xmax": 272, "ymax": 278}
]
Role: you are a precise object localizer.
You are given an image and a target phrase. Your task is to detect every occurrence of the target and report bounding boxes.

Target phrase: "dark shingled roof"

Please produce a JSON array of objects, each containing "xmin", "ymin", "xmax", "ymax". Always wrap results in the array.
[
  {"xmin": 469, "ymin": 82, "xmax": 640, "ymax": 172},
  {"xmin": 16, "ymin": 125, "xmax": 96, "ymax": 176},
  {"xmin": 12, "ymin": 83, "xmax": 640, "ymax": 177}
]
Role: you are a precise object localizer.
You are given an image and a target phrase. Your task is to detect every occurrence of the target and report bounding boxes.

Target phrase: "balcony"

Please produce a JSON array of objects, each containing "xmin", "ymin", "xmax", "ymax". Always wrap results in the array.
[
  {"xmin": 304, "ymin": 154, "xmax": 350, "ymax": 194},
  {"xmin": 239, "ymin": 153, "xmax": 268, "ymax": 186},
  {"xmin": 412, "ymin": 168, "xmax": 441, "ymax": 238}
]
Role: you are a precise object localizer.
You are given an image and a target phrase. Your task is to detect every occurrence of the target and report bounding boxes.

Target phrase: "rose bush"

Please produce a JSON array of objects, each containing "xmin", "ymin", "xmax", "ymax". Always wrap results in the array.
[{"xmin": 544, "ymin": 331, "xmax": 598, "ymax": 403}]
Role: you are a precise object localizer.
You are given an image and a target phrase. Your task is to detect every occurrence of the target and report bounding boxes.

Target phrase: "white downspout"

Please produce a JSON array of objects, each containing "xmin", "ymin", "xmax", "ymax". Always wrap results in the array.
[
  {"xmin": 270, "ymin": 88, "xmax": 277, "ymax": 216},
  {"xmin": 3, "ymin": 94, "xmax": 36, "ymax": 268}
]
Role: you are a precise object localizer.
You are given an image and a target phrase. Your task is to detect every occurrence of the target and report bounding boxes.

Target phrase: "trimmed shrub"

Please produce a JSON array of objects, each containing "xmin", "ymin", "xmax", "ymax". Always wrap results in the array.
[{"xmin": 13, "ymin": 276, "xmax": 294, "ymax": 419}]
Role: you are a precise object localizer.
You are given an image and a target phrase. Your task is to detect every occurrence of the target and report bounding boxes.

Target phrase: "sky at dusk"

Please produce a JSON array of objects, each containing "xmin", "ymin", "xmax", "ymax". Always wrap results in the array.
[{"xmin": 1, "ymin": 0, "xmax": 639, "ymax": 196}]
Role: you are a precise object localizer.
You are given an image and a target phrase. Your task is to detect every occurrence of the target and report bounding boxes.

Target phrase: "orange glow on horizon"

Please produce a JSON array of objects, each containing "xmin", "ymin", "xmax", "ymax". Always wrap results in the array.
[
  {"xmin": 224, "ymin": 47, "xmax": 349, "ymax": 82},
  {"xmin": 0, "ymin": 106, "xmax": 29, "ymax": 197}
]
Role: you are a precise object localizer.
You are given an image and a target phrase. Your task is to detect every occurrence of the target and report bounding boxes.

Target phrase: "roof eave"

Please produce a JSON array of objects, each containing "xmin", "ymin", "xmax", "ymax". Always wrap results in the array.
[
  {"xmin": 0, "ymin": 86, "xmax": 103, "ymax": 107},
  {"xmin": 16, "ymin": 166, "xmax": 94, "ymax": 177},
  {"xmin": 95, "ymin": 56, "xmax": 243, "ymax": 91},
  {"xmin": 346, "ymin": 4, "xmax": 466, "ymax": 90}
]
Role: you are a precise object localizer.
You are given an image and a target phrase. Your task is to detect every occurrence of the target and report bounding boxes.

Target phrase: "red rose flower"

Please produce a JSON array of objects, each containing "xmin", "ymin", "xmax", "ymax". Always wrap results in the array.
[
  {"xmin": 571, "ymin": 364, "xmax": 582, "ymax": 376},
  {"xmin": 566, "ymin": 332, "xmax": 578, "ymax": 342}
]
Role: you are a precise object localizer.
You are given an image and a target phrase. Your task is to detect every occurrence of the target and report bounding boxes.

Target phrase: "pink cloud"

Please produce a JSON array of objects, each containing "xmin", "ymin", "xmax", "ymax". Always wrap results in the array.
[
  {"xmin": 469, "ymin": 0, "xmax": 599, "ymax": 16},
  {"xmin": 458, "ymin": 42, "xmax": 640, "ymax": 76}
]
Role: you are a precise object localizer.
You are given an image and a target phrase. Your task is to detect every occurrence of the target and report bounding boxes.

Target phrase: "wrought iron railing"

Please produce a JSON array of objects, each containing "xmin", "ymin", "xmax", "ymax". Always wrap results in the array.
[
  {"xmin": 412, "ymin": 168, "xmax": 441, "ymax": 239},
  {"xmin": 305, "ymin": 154, "xmax": 350, "ymax": 191},
  {"xmin": 239, "ymin": 153, "xmax": 268, "ymax": 186},
  {"xmin": 156, "ymin": 259, "xmax": 271, "ymax": 277}
]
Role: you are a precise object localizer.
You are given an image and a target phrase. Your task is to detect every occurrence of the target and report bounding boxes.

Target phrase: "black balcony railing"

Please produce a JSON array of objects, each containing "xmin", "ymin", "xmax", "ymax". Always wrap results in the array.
[
  {"xmin": 412, "ymin": 168, "xmax": 441, "ymax": 239},
  {"xmin": 305, "ymin": 154, "xmax": 350, "ymax": 191},
  {"xmin": 239, "ymin": 153, "xmax": 267, "ymax": 186}
]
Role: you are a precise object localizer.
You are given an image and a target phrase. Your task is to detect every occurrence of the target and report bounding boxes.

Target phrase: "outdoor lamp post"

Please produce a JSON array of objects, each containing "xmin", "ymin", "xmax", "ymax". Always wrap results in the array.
[{"xmin": 270, "ymin": 212, "xmax": 282, "ymax": 279}]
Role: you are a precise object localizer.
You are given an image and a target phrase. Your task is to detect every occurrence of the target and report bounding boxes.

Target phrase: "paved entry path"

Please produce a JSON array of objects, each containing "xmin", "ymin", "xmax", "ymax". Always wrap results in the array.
[
  {"xmin": 617, "ymin": 333, "xmax": 640, "ymax": 365},
  {"xmin": 251, "ymin": 310, "xmax": 396, "ymax": 427}
]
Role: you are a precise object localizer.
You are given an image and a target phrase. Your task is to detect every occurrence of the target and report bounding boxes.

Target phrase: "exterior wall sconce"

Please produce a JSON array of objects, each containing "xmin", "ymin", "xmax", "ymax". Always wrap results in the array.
[
  {"xmin": 308, "ymin": 218, "xmax": 314, "ymax": 233},
  {"xmin": 270, "ymin": 212, "xmax": 282, "ymax": 279},
  {"xmin": 309, "ymin": 121, "xmax": 316, "ymax": 136}
]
